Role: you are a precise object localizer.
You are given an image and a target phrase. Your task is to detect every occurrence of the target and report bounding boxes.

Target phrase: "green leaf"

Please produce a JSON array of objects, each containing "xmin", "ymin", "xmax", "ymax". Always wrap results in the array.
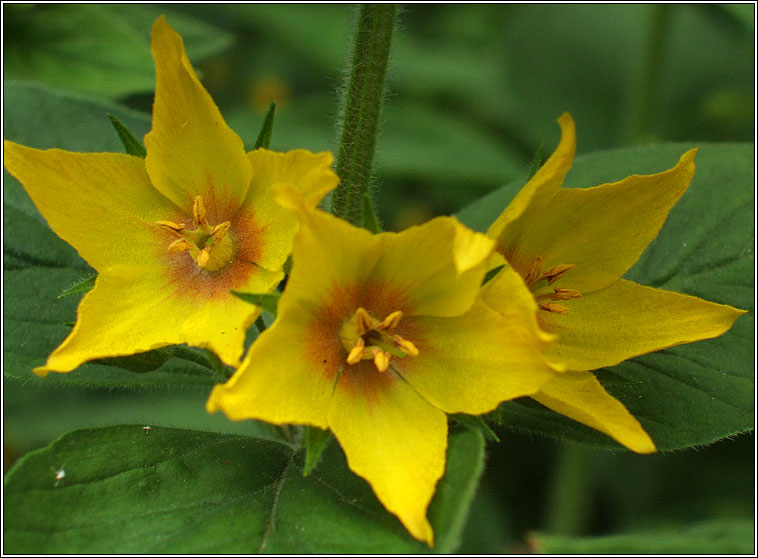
[
  {"xmin": 451, "ymin": 414, "xmax": 500, "ymax": 443},
  {"xmin": 302, "ymin": 426, "xmax": 332, "ymax": 477},
  {"xmin": 459, "ymin": 143, "xmax": 754, "ymax": 451},
  {"xmin": 3, "ymin": 4, "xmax": 232, "ymax": 99},
  {"xmin": 107, "ymin": 114, "xmax": 147, "ymax": 157},
  {"xmin": 57, "ymin": 274, "xmax": 97, "ymax": 299},
  {"xmin": 231, "ymin": 291, "xmax": 281, "ymax": 315},
  {"xmin": 254, "ymin": 101, "xmax": 277, "ymax": 149},
  {"xmin": 530, "ymin": 518, "xmax": 755, "ymax": 554},
  {"xmin": 3, "ymin": 425, "xmax": 484, "ymax": 554}
]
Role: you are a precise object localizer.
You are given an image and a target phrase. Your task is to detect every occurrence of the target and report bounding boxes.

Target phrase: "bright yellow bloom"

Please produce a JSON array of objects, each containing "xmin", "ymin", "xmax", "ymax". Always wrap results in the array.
[
  {"xmin": 484, "ymin": 113, "xmax": 746, "ymax": 453},
  {"xmin": 207, "ymin": 194, "xmax": 558, "ymax": 544},
  {"xmin": 3, "ymin": 17, "xmax": 338, "ymax": 375}
]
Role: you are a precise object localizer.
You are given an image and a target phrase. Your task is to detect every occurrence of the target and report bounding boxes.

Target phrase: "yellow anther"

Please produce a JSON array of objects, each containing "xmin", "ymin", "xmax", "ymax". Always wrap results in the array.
[
  {"xmin": 539, "ymin": 301, "xmax": 570, "ymax": 314},
  {"xmin": 210, "ymin": 221, "xmax": 231, "ymax": 242},
  {"xmin": 347, "ymin": 338, "xmax": 365, "ymax": 365},
  {"xmin": 354, "ymin": 307, "xmax": 375, "ymax": 336},
  {"xmin": 373, "ymin": 349, "xmax": 390, "ymax": 373},
  {"xmin": 167, "ymin": 238, "xmax": 193, "ymax": 252},
  {"xmin": 156, "ymin": 221, "xmax": 186, "ymax": 235},
  {"xmin": 196, "ymin": 248, "xmax": 211, "ymax": 268},
  {"xmin": 543, "ymin": 264, "xmax": 575, "ymax": 285},
  {"xmin": 378, "ymin": 310, "xmax": 403, "ymax": 331},
  {"xmin": 550, "ymin": 287, "xmax": 582, "ymax": 300},
  {"xmin": 192, "ymin": 195, "xmax": 208, "ymax": 227},
  {"xmin": 393, "ymin": 335, "xmax": 419, "ymax": 356}
]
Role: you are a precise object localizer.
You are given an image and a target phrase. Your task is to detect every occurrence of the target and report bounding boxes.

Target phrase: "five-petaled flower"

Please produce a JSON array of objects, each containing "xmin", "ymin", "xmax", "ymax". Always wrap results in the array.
[
  {"xmin": 483, "ymin": 113, "xmax": 746, "ymax": 452},
  {"xmin": 207, "ymin": 192, "xmax": 559, "ymax": 544},
  {"xmin": 3, "ymin": 17, "xmax": 338, "ymax": 374}
]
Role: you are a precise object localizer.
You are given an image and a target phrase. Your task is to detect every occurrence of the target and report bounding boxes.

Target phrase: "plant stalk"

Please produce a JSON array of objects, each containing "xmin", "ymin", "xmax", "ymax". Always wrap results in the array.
[{"xmin": 330, "ymin": 4, "xmax": 397, "ymax": 226}]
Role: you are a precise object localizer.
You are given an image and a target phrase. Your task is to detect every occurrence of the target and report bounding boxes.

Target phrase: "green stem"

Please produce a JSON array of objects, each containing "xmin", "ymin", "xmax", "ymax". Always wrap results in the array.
[
  {"xmin": 330, "ymin": 4, "xmax": 397, "ymax": 226},
  {"xmin": 629, "ymin": 4, "xmax": 671, "ymax": 143},
  {"xmin": 544, "ymin": 443, "xmax": 596, "ymax": 536}
]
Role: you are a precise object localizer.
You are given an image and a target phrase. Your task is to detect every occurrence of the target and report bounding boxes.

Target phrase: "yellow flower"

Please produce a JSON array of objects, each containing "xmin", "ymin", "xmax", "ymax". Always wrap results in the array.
[
  {"xmin": 3, "ymin": 17, "xmax": 338, "ymax": 375},
  {"xmin": 207, "ymin": 194, "xmax": 558, "ymax": 544},
  {"xmin": 484, "ymin": 113, "xmax": 746, "ymax": 453}
]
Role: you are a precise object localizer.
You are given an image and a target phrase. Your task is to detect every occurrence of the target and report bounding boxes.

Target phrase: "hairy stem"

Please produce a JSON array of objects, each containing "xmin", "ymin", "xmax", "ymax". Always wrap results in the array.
[{"xmin": 330, "ymin": 4, "xmax": 397, "ymax": 226}]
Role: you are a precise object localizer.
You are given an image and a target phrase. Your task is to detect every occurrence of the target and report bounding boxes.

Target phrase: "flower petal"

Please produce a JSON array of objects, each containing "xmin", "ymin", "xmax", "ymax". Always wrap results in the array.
[
  {"xmin": 542, "ymin": 278, "xmax": 747, "ymax": 371},
  {"xmin": 396, "ymin": 296, "xmax": 557, "ymax": 415},
  {"xmin": 532, "ymin": 370, "xmax": 656, "ymax": 453},
  {"xmin": 242, "ymin": 149, "xmax": 338, "ymax": 272},
  {"xmin": 206, "ymin": 301, "xmax": 339, "ymax": 428},
  {"xmin": 35, "ymin": 262, "xmax": 281, "ymax": 375},
  {"xmin": 374, "ymin": 216, "xmax": 494, "ymax": 317},
  {"xmin": 144, "ymin": 16, "xmax": 252, "ymax": 211},
  {"xmin": 327, "ymin": 362, "xmax": 447, "ymax": 545},
  {"xmin": 488, "ymin": 112, "xmax": 575, "ymax": 241},
  {"xmin": 502, "ymin": 149, "xmax": 697, "ymax": 293},
  {"xmin": 276, "ymin": 204, "xmax": 380, "ymax": 311},
  {"xmin": 3, "ymin": 142, "xmax": 176, "ymax": 271}
]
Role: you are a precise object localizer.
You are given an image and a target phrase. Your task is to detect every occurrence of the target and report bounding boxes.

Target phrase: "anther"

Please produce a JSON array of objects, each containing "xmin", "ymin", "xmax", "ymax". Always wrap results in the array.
[
  {"xmin": 156, "ymin": 221, "xmax": 186, "ymax": 235},
  {"xmin": 539, "ymin": 301, "xmax": 570, "ymax": 314},
  {"xmin": 373, "ymin": 349, "xmax": 390, "ymax": 373},
  {"xmin": 393, "ymin": 335, "xmax": 419, "ymax": 356},
  {"xmin": 347, "ymin": 338, "xmax": 365, "ymax": 365},
  {"xmin": 196, "ymin": 248, "xmax": 211, "ymax": 268},
  {"xmin": 543, "ymin": 264, "xmax": 575, "ymax": 285},
  {"xmin": 355, "ymin": 307, "xmax": 374, "ymax": 336},
  {"xmin": 192, "ymin": 196, "xmax": 208, "ymax": 227},
  {"xmin": 210, "ymin": 221, "xmax": 231, "ymax": 242},
  {"xmin": 167, "ymin": 238, "xmax": 193, "ymax": 252},
  {"xmin": 550, "ymin": 287, "xmax": 582, "ymax": 300},
  {"xmin": 378, "ymin": 310, "xmax": 403, "ymax": 331}
]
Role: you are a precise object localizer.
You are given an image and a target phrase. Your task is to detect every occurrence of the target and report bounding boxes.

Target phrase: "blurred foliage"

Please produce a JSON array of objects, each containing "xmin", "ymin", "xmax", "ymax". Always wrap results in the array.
[{"xmin": 3, "ymin": 3, "xmax": 754, "ymax": 553}]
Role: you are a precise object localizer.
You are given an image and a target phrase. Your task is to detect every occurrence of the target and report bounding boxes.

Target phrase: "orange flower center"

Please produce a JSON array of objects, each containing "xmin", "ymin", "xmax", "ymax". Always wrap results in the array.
[
  {"xmin": 339, "ymin": 307, "xmax": 419, "ymax": 373},
  {"xmin": 156, "ymin": 196, "xmax": 234, "ymax": 272},
  {"xmin": 522, "ymin": 256, "xmax": 582, "ymax": 314}
]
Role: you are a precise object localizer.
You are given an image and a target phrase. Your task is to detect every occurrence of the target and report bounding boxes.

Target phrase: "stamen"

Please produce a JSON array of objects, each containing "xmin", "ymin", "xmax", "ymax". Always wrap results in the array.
[
  {"xmin": 354, "ymin": 307, "xmax": 374, "ymax": 336},
  {"xmin": 192, "ymin": 195, "xmax": 208, "ymax": 227},
  {"xmin": 210, "ymin": 221, "xmax": 231, "ymax": 242},
  {"xmin": 543, "ymin": 264, "xmax": 575, "ymax": 285},
  {"xmin": 347, "ymin": 337, "xmax": 365, "ymax": 365},
  {"xmin": 167, "ymin": 238, "xmax": 193, "ymax": 252},
  {"xmin": 550, "ymin": 287, "xmax": 582, "ymax": 300},
  {"xmin": 373, "ymin": 349, "xmax": 390, "ymax": 373},
  {"xmin": 196, "ymin": 248, "xmax": 211, "ymax": 268},
  {"xmin": 156, "ymin": 221, "xmax": 186, "ymax": 236},
  {"xmin": 157, "ymin": 197, "xmax": 234, "ymax": 272},
  {"xmin": 340, "ymin": 307, "xmax": 419, "ymax": 372},
  {"xmin": 393, "ymin": 335, "xmax": 419, "ymax": 356},
  {"xmin": 378, "ymin": 310, "xmax": 403, "ymax": 331},
  {"xmin": 539, "ymin": 301, "xmax": 570, "ymax": 314}
]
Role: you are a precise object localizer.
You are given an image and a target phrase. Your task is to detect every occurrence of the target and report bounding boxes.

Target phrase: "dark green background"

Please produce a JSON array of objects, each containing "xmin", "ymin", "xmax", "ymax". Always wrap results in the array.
[{"xmin": 3, "ymin": 3, "xmax": 754, "ymax": 553}]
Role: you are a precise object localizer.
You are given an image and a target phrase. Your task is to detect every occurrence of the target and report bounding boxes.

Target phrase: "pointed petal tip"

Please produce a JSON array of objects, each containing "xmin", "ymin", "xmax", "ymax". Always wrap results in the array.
[{"xmin": 32, "ymin": 365, "xmax": 52, "ymax": 378}]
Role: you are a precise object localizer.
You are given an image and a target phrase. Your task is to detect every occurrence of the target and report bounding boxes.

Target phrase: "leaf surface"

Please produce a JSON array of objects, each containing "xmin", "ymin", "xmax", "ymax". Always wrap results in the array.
[{"xmin": 3, "ymin": 426, "xmax": 484, "ymax": 554}]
